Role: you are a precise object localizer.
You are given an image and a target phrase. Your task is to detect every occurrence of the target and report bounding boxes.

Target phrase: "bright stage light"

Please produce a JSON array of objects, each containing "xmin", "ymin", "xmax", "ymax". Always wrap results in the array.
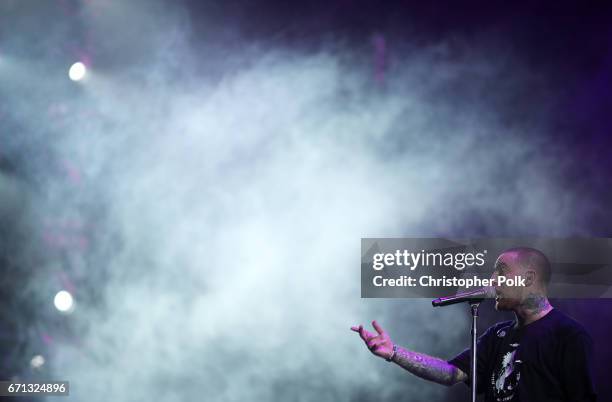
[
  {"xmin": 54, "ymin": 290, "xmax": 75, "ymax": 313},
  {"xmin": 68, "ymin": 62, "xmax": 87, "ymax": 81},
  {"xmin": 30, "ymin": 355, "xmax": 45, "ymax": 369}
]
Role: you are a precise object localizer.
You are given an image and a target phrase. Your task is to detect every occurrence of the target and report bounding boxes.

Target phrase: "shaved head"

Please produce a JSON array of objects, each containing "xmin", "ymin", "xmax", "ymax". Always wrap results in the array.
[
  {"xmin": 500, "ymin": 247, "xmax": 552, "ymax": 288},
  {"xmin": 492, "ymin": 247, "xmax": 554, "ymax": 320},
  {"xmin": 495, "ymin": 247, "xmax": 551, "ymax": 290}
]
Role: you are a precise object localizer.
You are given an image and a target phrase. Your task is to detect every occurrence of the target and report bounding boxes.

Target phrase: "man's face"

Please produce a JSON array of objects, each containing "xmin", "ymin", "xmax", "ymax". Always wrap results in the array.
[{"xmin": 492, "ymin": 252, "xmax": 525, "ymax": 311}]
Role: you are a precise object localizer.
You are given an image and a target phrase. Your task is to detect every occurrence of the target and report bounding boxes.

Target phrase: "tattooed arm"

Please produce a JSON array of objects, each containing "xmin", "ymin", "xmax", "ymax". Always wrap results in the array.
[
  {"xmin": 351, "ymin": 321, "xmax": 467, "ymax": 386},
  {"xmin": 390, "ymin": 345, "xmax": 467, "ymax": 386}
]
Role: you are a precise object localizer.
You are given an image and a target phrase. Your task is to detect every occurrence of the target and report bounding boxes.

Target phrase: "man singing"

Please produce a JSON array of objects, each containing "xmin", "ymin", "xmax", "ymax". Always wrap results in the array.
[{"xmin": 351, "ymin": 247, "xmax": 596, "ymax": 401}]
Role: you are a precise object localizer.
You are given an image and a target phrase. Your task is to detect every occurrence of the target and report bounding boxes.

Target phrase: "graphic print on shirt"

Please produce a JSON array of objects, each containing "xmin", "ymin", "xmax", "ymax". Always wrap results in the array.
[{"xmin": 491, "ymin": 342, "xmax": 522, "ymax": 402}]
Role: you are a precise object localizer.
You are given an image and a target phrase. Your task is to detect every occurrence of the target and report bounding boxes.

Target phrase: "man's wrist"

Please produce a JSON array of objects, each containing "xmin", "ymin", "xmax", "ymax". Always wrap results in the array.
[{"xmin": 386, "ymin": 344, "xmax": 398, "ymax": 362}]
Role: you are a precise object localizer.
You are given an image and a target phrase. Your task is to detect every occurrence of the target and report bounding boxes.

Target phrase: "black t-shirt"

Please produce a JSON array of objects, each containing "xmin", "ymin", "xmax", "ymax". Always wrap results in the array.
[{"xmin": 448, "ymin": 309, "xmax": 596, "ymax": 402}]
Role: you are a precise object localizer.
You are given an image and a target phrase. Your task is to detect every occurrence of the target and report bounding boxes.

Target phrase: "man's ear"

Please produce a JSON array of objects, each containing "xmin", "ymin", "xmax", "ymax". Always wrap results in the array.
[{"xmin": 524, "ymin": 269, "xmax": 536, "ymax": 287}]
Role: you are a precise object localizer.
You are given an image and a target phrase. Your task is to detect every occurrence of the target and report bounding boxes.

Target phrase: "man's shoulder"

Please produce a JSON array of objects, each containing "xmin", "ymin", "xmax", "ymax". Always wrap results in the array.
[{"xmin": 548, "ymin": 308, "xmax": 592, "ymax": 341}]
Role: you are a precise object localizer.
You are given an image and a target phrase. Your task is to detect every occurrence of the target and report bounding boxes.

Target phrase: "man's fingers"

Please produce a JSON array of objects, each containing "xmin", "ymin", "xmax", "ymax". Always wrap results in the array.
[
  {"xmin": 372, "ymin": 320, "xmax": 385, "ymax": 335},
  {"xmin": 357, "ymin": 325, "xmax": 366, "ymax": 341},
  {"xmin": 350, "ymin": 323, "xmax": 377, "ymax": 342},
  {"xmin": 361, "ymin": 328, "xmax": 375, "ymax": 341}
]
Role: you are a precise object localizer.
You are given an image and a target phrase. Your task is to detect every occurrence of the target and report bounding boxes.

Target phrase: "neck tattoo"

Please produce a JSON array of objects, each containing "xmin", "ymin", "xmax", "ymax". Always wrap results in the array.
[{"xmin": 522, "ymin": 293, "xmax": 550, "ymax": 314}]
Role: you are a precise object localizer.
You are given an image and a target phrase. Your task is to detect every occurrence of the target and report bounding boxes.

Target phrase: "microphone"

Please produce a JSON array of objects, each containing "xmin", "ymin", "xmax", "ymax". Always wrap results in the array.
[{"xmin": 432, "ymin": 287, "xmax": 495, "ymax": 307}]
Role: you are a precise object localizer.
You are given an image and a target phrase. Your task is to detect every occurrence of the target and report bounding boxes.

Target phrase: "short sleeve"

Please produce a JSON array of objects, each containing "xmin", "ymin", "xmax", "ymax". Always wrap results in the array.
[{"xmin": 559, "ymin": 331, "xmax": 597, "ymax": 401}]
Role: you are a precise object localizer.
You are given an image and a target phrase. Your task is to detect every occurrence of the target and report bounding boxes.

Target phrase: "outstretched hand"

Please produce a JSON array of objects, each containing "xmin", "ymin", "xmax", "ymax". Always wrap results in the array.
[{"xmin": 351, "ymin": 320, "xmax": 394, "ymax": 360}]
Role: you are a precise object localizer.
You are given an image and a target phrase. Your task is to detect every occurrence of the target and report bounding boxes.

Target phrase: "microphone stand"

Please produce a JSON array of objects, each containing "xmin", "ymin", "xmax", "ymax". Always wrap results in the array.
[
  {"xmin": 469, "ymin": 301, "xmax": 480, "ymax": 402},
  {"xmin": 431, "ymin": 289, "xmax": 488, "ymax": 402}
]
